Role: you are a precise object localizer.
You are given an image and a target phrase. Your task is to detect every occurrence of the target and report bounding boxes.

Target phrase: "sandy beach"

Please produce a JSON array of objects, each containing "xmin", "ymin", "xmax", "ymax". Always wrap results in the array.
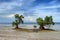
[{"xmin": 0, "ymin": 27, "xmax": 60, "ymax": 40}]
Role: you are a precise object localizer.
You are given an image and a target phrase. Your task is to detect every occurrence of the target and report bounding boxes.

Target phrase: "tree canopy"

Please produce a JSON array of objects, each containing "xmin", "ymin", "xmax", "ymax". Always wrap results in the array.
[
  {"xmin": 12, "ymin": 14, "xmax": 24, "ymax": 29},
  {"xmin": 36, "ymin": 16, "xmax": 54, "ymax": 30}
]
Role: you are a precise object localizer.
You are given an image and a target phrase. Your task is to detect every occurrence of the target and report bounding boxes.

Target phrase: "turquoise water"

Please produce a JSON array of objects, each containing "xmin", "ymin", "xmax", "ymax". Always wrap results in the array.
[{"xmin": 0, "ymin": 23, "xmax": 60, "ymax": 31}]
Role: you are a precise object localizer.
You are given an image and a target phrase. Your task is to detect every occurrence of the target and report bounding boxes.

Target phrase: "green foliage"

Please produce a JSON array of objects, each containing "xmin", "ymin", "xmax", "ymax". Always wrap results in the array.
[
  {"xmin": 36, "ymin": 18, "xmax": 43, "ymax": 25},
  {"xmin": 36, "ymin": 17, "xmax": 45, "ymax": 29},
  {"xmin": 15, "ymin": 14, "xmax": 19, "ymax": 18},
  {"xmin": 12, "ymin": 22, "xmax": 15, "ymax": 27},
  {"xmin": 19, "ymin": 15, "xmax": 24, "ymax": 24},
  {"xmin": 36, "ymin": 16, "xmax": 54, "ymax": 30},
  {"xmin": 12, "ymin": 14, "xmax": 24, "ymax": 28},
  {"xmin": 15, "ymin": 14, "xmax": 24, "ymax": 24},
  {"xmin": 49, "ymin": 16, "xmax": 55, "ymax": 25},
  {"xmin": 44, "ymin": 16, "xmax": 55, "ymax": 27},
  {"xmin": 44, "ymin": 16, "xmax": 50, "ymax": 25},
  {"xmin": 33, "ymin": 25, "xmax": 37, "ymax": 28}
]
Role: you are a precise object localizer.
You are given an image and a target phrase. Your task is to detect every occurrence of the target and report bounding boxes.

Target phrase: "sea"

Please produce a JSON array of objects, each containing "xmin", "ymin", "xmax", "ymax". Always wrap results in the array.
[{"xmin": 0, "ymin": 23, "xmax": 60, "ymax": 31}]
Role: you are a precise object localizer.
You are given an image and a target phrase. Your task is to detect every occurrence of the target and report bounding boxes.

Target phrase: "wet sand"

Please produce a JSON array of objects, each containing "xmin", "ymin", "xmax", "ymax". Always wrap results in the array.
[{"xmin": 0, "ymin": 27, "xmax": 60, "ymax": 40}]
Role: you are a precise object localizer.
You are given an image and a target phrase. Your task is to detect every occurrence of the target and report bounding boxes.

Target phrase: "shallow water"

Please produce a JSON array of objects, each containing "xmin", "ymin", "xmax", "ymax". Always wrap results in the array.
[{"xmin": 0, "ymin": 23, "xmax": 60, "ymax": 31}]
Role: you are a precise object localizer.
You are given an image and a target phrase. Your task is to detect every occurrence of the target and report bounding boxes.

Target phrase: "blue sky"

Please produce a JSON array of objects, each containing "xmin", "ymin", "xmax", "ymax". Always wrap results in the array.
[{"xmin": 0, "ymin": 0, "xmax": 60, "ymax": 23}]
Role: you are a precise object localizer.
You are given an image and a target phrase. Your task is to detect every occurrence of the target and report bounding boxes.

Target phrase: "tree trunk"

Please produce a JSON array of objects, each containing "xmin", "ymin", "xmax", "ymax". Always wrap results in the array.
[
  {"xmin": 39, "ymin": 25, "xmax": 45, "ymax": 30},
  {"xmin": 15, "ymin": 24, "xmax": 18, "ymax": 29}
]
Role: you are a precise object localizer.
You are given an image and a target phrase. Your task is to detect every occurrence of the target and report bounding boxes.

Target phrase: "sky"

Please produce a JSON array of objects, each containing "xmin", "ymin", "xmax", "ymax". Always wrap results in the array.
[{"xmin": 0, "ymin": 0, "xmax": 60, "ymax": 23}]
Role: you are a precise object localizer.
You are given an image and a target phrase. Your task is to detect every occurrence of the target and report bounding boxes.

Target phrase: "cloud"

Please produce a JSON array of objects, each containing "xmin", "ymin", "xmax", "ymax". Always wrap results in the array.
[
  {"xmin": 24, "ymin": 16, "xmax": 37, "ymax": 22},
  {"xmin": 0, "ymin": 0, "xmax": 60, "ymax": 22},
  {"xmin": 7, "ymin": 14, "xmax": 14, "ymax": 18},
  {"xmin": 43, "ymin": 5, "xmax": 60, "ymax": 9},
  {"xmin": 28, "ymin": 0, "xmax": 60, "ymax": 22},
  {"xmin": 0, "ymin": 1, "xmax": 22, "ymax": 11},
  {"xmin": 0, "ymin": 11, "xmax": 24, "ymax": 18}
]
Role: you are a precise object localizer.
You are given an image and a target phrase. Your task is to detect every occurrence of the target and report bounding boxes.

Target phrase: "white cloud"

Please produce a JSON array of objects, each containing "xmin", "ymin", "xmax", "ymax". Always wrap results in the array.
[
  {"xmin": 0, "ymin": 14, "xmax": 14, "ymax": 18},
  {"xmin": 14, "ymin": 11, "xmax": 24, "ymax": 15},
  {"xmin": 0, "ymin": 11, "xmax": 24, "ymax": 18},
  {"xmin": 0, "ymin": 0, "xmax": 60, "ymax": 22},
  {"xmin": 33, "ymin": 5, "xmax": 60, "ymax": 10},
  {"xmin": 44, "ymin": 5, "xmax": 60, "ymax": 9},
  {"xmin": 29, "ymin": 3, "xmax": 60, "ymax": 22},
  {"xmin": 24, "ymin": 16, "xmax": 36, "ymax": 22},
  {"xmin": 0, "ymin": 0, "xmax": 35, "ymax": 11},
  {"xmin": 7, "ymin": 14, "xmax": 14, "ymax": 18},
  {"xmin": 4, "ymin": 11, "xmax": 24, "ymax": 18},
  {"xmin": 0, "ymin": 0, "xmax": 23, "ymax": 13}
]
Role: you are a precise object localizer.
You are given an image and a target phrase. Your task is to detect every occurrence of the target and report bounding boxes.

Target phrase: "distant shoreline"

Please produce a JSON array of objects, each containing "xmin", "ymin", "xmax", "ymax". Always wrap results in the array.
[{"xmin": 0, "ymin": 22, "xmax": 60, "ymax": 24}]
